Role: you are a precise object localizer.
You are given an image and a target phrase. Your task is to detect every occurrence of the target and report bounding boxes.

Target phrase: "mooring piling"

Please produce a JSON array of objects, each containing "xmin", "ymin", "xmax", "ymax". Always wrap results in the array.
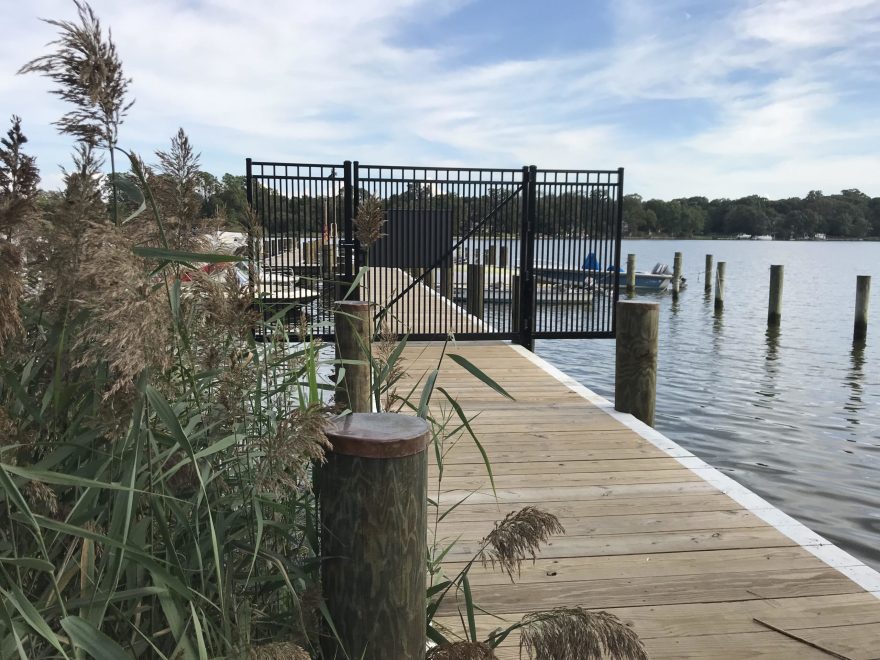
[
  {"xmin": 319, "ymin": 413, "xmax": 429, "ymax": 660},
  {"xmin": 487, "ymin": 244, "xmax": 496, "ymax": 268},
  {"xmin": 672, "ymin": 252, "xmax": 683, "ymax": 300},
  {"xmin": 705, "ymin": 254, "xmax": 713, "ymax": 293},
  {"xmin": 499, "ymin": 245, "xmax": 509, "ymax": 269},
  {"xmin": 626, "ymin": 253, "xmax": 636, "ymax": 295},
  {"xmin": 768, "ymin": 265, "xmax": 783, "ymax": 327},
  {"xmin": 466, "ymin": 264, "xmax": 485, "ymax": 319},
  {"xmin": 615, "ymin": 300, "xmax": 659, "ymax": 427},
  {"xmin": 714, "ymin": 261, "xmax": 726, "ymax": 312},
  {"xmin": 854, "ymin": 275, "xmax": 871, "ymax": 341},
  {"xmin": 334, "ymin": 300, "xmax": 372, "ymax": 413}
]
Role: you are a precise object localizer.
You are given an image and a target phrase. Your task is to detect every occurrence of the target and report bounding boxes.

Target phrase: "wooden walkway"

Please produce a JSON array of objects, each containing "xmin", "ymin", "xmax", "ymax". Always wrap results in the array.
[
  {"xmin": 397, "ymin": 341, "xmax": 880, "ymax": 659},
  {"xmin": 363, "ymin": 267, "xmax": 491, "ymax": 336}
]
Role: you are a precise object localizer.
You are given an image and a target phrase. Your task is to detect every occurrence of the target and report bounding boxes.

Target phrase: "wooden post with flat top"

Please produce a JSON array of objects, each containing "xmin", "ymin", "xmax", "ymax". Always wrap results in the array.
[
  {"xmin": 334, "ymin": 301, "xmax": 372, "ymax": 413},
  {"xmin": 768, "ymin": 265, "xmax": 783, "ymax": 327},
  {"xmin": 466, "ymin": 264, "xmax": 485, "ymax": 320},
  {"xmin": 672, "ymin": 251, "xmax": 682, "ymax": 300},
  {"xmin": 626, "ymin": 253, "xmax": 636, "ymax": 295},
  {"xmin": 705, "ymin": 254, "xmax": 713, "ymax": 293},
  {"xmin": 714, "ymin": 261, "xmax": 726, "ymax": 312},
  {"xmin": 854, "ymin": 275, "xmax": 871, "ymax": 341},
  {"xmin": 319, "ymin": 413, "xmax": 429, "ymax": 660},
  {"xmin": 615, "ymin": 300, "xmax": 659, "ymax": 427}
]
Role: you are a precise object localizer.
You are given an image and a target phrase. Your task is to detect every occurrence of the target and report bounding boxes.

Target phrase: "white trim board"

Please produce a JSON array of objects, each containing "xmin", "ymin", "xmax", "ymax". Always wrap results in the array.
[{"xmin": 509, "ymin": 343, "xmax": 880, "ymax": 598}]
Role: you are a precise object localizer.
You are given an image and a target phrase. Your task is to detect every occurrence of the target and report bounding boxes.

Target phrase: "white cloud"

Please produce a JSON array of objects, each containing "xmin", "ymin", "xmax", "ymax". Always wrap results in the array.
[{"xmin": 1, "ymin": 0, "xmax": 879, "ymax": 200}]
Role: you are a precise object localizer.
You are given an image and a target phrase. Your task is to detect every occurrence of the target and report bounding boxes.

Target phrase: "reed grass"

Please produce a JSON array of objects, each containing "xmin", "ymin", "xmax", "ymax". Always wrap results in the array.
[{"xmin": 3, "ymin": 4, "xmax": 649, "ymax": 658}]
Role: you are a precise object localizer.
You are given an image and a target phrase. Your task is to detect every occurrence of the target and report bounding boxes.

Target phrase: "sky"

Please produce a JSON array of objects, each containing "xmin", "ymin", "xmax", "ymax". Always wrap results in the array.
[{"xmin": 1, "ymin": 0, "xmax": 879, "ymax": 200}]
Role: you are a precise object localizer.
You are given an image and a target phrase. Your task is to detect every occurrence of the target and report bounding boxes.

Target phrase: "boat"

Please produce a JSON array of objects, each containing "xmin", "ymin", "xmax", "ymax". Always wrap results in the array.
[
  {"xmin": 752, "ymin": 235, "xmax": 773, "ymax": 241},
  {"xmin": 536, "ymin": 253, "xmax": 677, "ymax": 292},
  {"xmin": 736, "ymin": 233, "xmax": 752, "ymax": 240}
]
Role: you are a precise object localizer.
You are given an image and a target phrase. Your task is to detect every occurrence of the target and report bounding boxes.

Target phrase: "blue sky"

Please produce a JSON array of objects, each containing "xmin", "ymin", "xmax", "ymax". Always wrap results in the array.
[{"xmin": 2, "ymin": 0, "xmax": 879, "ymax": 199}]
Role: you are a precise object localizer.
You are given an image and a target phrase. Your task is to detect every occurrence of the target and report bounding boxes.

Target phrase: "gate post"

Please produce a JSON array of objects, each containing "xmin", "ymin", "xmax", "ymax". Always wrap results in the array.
[
  {"xmin": 343, "ymin": 160, "xmax": 361, "ymax": 301},
  {"xmin": 517, "ymin": 166, "xmax": 537, "ymax": 351}
]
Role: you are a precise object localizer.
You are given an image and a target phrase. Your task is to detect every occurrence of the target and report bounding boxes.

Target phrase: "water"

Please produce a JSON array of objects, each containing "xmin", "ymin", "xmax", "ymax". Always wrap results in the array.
[{"xmin": 537, "ymin": 239, "xmax": 880, "ymax": 571}]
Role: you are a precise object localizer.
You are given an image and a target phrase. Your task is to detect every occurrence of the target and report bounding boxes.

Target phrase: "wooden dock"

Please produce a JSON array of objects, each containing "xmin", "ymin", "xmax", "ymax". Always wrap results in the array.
[{"xmin": 396, "ymin": 341, "xmax": 880, "ymax": 659}]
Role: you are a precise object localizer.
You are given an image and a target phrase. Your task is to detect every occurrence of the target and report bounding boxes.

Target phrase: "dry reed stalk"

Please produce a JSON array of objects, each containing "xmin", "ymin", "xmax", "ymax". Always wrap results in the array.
[
  {"xmin": 519, "ymin": 608, "xmax": 648, "ymax": 660},
  {"xmin": 478, "ymin": 506, "xmax": 565, "ymax": 580}
]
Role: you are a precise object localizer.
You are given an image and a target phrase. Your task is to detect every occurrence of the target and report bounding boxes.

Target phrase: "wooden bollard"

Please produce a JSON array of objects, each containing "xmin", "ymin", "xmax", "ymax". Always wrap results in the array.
[
  {"xmin": 672, "ymin": 252, "xmax": 682, "ymax": 300},
  {"xmin": 320, "ymin": 413, "xmax": 429, "ymax": 660},
  {"xmin": 334, "ymin": 301, "xmax": 372, "ymax": 413},
  {"xmin": 615, "ymin": 300, "xmax": 659, "ymax": 427},
  {"xmin": 321, "ymin": 242, "xmax": 333, "ymax": 278},
  {"xmin": 705, "ymin": 254, "xmax": 713, "ymax": 293},
  {"xmin": 499, "ymin": 245, "xmax": 508, "ymax": 269},
  {"xmin": 487, "ymin": 244, "xmax": 496, "ymax": 268},
  {"xmin": 768, "ymin": 265, "xmax": 783, "ymax": 327},
  {"xmin": 626, "ymin": 253, "xmax": 636, "ymax": 295},
  {"xmin": 854, "ymin": 275, "xmax": 871, "ymax": 341},
  {"xmin": 466, "ymin": 264, "xmax": 485, "ymax": 319},
  {"xmin": 714, "ymin": 261, "xmax": 726, "ymax": 312}
]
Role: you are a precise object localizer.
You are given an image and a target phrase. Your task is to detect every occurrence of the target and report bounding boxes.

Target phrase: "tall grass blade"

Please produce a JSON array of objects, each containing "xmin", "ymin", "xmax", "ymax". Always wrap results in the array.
[{"xmin": 61, "ymin": 616, "xmax": 131, "ymax": 660}]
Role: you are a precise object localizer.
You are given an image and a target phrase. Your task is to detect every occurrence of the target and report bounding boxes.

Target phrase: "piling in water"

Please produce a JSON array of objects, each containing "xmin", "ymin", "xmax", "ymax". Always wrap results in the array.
[
  {"xmin": 487, "ymin": 244, "xmax": 496, "ymax": 268},
  {"xmin": 626, "ymin": 253, "xmax": 636, "ymax": 295},
  {"xmin": 714, "ymin": 261, "xmax": 726, "ymax": 312},
  {"xmin": 705, "ymin": 254, "xmax": 713, "ymax": 293},
  {"xmin": 466, "ymin": 264, "xmax": 485, "ymax": 320},
  {"xmin": 499, "ymin": 245, "xmax": 508, "ymax": 269},
  {"xmin": 615, "ymin": 300, "xmax": 659, "ymax": 427},
  {"xmin": 672, "ymin": 252, "xmax": 683, "ymax": 300},
  {"xmin": 854, "ymin": 275, "xmax": 871, "ymax": 341},
  {"xmin": 768, "ymin": 265, "xmax": 783, "ymax": 327}
]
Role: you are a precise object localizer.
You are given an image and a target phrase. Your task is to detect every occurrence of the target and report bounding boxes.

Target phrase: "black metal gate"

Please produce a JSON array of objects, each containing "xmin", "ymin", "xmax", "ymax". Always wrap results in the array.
[{"xmin": 246, "ymin": 159, "xmax": 623, "ymax": 348}]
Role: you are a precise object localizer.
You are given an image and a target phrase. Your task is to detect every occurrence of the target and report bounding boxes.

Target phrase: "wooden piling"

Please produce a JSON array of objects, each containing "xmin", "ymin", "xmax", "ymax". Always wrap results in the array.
[
  {"xmin": 499, "ymin": 245, "xmax": 509, "ymax": 269},
  {"xmin": 466, "ymin": 264, "xmax": 485, "ymax": 320},
  {"xmin": 334, "ymin": 301, "xmax": 372, "ymax": 413},
  {"xmin": 672, "ymin": 252, "xmax": 682, "ymax": 300},
  {"xmin": 714, "ymin": 261, "xmax": 726, "ymax": 312},
  {"xmin": 319, "ymin": 413, "xmax": 429, "ymax": 660},
  {"xmin": 487, "ymin": 244, "xmax": 496, "ymax": 268},
  {"xmin": 768, "ymin": 265, "xmax": 783, "ymax": 327},
  {"xmin": 321, "ymin": 242, "xmax": 333, "ymax": 279},
  {"xmin": 626, "ymin": 253, "xmax": 636, "ymax": 295},
  {"xmin": 615, "ymin": 300, "xmax": 659, "ymax": 427},
  {"xmin": 705, "ymin": 254, "xmax": 713, "ymax": 293},
  {"xmin": 854, "ymin": 275, "xmax": 871, "ymax": 341}
]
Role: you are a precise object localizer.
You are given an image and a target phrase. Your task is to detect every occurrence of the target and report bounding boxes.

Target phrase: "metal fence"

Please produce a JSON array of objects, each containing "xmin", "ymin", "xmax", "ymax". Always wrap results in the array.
[{"xmin": 246, "ymin": 160, "xmax": 623, "ymax": 347}]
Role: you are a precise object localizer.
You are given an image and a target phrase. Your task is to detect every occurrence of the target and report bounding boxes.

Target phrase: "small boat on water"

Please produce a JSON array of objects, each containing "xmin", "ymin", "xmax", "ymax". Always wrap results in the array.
[
  {"xmin": 752, "ymin": 234, "xmax": 773, "ymax": 241},
  {"xmin": 536, "ymin": 253, "xmax": 678, "ymax": 292}
]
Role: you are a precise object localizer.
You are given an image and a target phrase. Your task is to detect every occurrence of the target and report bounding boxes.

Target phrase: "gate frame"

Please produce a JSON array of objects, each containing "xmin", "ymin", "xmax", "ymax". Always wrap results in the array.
[{"xmin": 246, "ymin": 159, "xmax": 624, "ymax": 348}]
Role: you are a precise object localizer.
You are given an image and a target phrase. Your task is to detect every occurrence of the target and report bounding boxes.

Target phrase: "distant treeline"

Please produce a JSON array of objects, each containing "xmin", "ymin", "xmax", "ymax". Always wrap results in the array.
[
  {"xmin": 623, "ymin": 190, "xmax": 880, "ymax": 239},
  {"xmin": 47, "ymin": 171, "xmax": 879, "ymax": 241}
]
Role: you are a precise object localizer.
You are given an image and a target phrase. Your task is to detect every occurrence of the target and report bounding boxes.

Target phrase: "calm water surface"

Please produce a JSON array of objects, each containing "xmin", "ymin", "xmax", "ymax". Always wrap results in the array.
[{"xmin": 537, "ymin": 239, "xmax": 880, "ymax": 570}]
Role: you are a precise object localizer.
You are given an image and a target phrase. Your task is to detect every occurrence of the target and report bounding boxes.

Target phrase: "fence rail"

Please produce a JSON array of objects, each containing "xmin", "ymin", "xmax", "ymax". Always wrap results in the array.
[{"xmin": 246, "ymin": 159, "xmax": 623, "ymax": 347}]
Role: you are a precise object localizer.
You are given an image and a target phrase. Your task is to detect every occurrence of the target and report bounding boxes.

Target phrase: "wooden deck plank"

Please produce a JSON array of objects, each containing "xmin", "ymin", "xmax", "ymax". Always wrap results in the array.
[{"xmin": 399, "ymin": 340, "xmax": 880, "ymax": 658}]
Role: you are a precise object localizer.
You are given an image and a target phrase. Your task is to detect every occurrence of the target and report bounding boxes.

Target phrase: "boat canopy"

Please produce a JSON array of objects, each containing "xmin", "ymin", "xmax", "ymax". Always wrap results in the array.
[
  {"xmin": 583, "ymin": 252, "xmax": 601, "ymax": 271},
  {"xmin": 583, "ymin": 251, "xmax": 623, "ymax": 272}
]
